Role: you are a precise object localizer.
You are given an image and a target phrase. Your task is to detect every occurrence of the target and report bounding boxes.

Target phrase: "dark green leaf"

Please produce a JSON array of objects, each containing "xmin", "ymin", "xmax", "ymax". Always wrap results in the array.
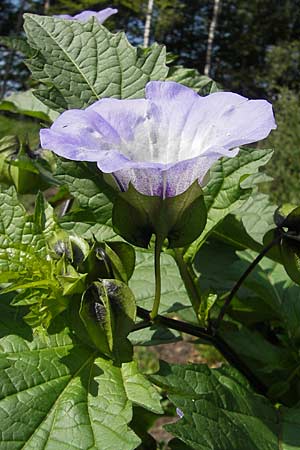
[
  {"xmin": 151, "ymin": 362, "xmax": 300, "ymax": 450},
  {"xmin": 280, "ymin": 237, "xmax": 300, "ymax": 284},
  {"xmin": 275, "ymin": 204, "xmax": 300, "ymax": 231}
]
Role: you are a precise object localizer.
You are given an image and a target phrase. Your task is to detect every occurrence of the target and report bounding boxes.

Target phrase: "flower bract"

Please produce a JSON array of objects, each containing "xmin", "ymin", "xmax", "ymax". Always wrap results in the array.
[
  {"xmin": 40, "ymin": 81, "xmax": 276, "ymax": 198},
  {"xmin": 56, "ymin": 8, "xmax": 117, "ymax": 23}
]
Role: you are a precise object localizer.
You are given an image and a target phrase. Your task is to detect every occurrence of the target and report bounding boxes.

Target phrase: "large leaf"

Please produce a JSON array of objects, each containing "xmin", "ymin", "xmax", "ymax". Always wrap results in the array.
[
  {"xmin": 0, "ymin": 302, "xmax": 162, "ymax": 450},
  {"xmin": 151, "ymin": 362, "xmax": 300, "ymax": 450},
  {"xmin": 185, "ymin": 147, "xmax": 273, "ymax": 261},
  {"xmin": 0, "ymin": 89, "xmax": 59, "ymax": 122},
  {"xmin": 23, "ymin": 14, "xmax": 168, "ymax": 111}
]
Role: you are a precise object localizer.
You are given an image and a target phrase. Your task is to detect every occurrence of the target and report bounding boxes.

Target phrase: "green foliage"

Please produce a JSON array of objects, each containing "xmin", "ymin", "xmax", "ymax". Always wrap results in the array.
[
  {"xmin": 0, "ymin": 89, "xmax": 59, "ymax": 122},
  {"xmin": 55, "ymin": 159, "xmax": 117, "ymax": 241},
  {"xmin": 185, "ymin": 147, "xmax": 274, "ymax": 260},
  {"xmin": 0, "ymin": 300, "xmax": 162, "ymax": 450},
  {"xmin": 0, "ymin": 136, "xmax": 53, "ymax": 194},
  {"xmin": 152, "ymin": 362, "xmax": 300, "ymax": 450},
  {"xmin": 23, "ymin": 14, "xmax": 168, "ymax": 111},
  {"xmin": 1, "ymin": 6, "xmax": 300, "ymax": 448},
  {"xmin": 0, "ymin": 114, "xmax": 41, "ymax": 147},
  {"xmin": 0, "ymin": 187, "xmax": 70, "ymax": 327}
]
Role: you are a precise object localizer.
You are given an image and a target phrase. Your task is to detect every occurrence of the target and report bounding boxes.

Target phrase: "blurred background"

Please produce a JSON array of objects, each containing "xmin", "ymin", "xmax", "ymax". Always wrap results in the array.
[{"xmin": 0, "ymin": 0, "xmax": 300, "ymax": 204}]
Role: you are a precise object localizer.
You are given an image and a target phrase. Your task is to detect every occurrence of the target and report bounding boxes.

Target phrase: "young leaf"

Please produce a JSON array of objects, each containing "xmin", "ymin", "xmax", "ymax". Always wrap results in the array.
[
  {"xmin": 23, "ymin": 14, "xmax": 168, "ymax": 111},
  {"xmin": 0, "ymin": 186, "xmax": 86, "ymax": 327}
]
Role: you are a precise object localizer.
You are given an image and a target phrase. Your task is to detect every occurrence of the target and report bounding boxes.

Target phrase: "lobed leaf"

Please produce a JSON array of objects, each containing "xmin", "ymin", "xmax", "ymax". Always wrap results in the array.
[{"xmin": 23, "ymin": 14, "xmax": 168, "ymax": 111}]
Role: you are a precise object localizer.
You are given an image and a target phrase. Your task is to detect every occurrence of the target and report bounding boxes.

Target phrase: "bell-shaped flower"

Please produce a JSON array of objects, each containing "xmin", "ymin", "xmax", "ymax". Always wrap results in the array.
[
  {"xmin": 56, "ymin": 8, "xmax": 117, "ymax": 23},
  {"xmin": 40, "ymin": 81, "xmax": 276, "ymax": 198}
]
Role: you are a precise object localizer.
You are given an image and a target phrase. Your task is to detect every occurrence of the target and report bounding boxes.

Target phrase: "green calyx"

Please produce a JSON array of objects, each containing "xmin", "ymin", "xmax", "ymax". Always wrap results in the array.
[{"xmin": 112, "ymin": 180, "xmax": 207, "ymax": 249}]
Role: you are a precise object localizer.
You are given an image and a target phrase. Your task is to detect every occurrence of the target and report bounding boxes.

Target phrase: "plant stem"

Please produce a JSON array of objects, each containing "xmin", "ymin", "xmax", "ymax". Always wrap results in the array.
[
  {"xmin": 173, "ymin": 248, "xmax": 202, "ymax": 315},
  {"xmin": 136, "ymin": 306, "xmax": 267, "ymax": 395},
  {"xmin": 213, "ymin": 233, "xmax": 281, "ymax": 332},
  {"xmin": 150, "ymin": 234, "xmax": 164, "ymax": 319}
]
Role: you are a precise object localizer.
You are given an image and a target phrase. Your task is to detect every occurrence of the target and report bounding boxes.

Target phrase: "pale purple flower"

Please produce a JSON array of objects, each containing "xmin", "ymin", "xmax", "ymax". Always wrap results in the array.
[
  {"xmin": 40, "ymin": 81, "xmax": 276, "ymax": 198},
  {"xmin": 56, "ymin": 8, "xmax": 117, "ymax": 23}
]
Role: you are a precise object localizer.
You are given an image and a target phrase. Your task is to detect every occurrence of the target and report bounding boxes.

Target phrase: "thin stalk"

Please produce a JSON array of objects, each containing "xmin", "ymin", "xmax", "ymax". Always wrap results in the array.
[
  {"xmin": 150, "ymin": 234, "xmax": 164, "ymax": 319},
  {"xmin": 136, "ymin": 306, "xmax": 267, "ymax": 395},
  {"xmin": 174, "ymin": 248, "xmax": 202, "ymax": 315},
  {"xmin": 213, "ymin": 234, "xmax": 281, "ymax": 332}
]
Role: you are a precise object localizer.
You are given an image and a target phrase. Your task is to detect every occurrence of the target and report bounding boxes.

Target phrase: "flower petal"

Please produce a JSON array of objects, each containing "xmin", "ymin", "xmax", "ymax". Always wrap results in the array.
[
  {"xmin": 40, "ymin": 109, "xmax": 121, "ymax": 161},
  {"xmin": 40, "ymin": 81, "xmax": 276, "ymax": 198},
  {"xmin": 88, "ymin": 98, "xmax": 148, "ymax": 142},
  {"xmin": 144, "ymin": 81, "xmax": 276, "ymax": 162},
  {"xmin": 109, "ymin": 149, "xmax": 229, "ymax": 198}
]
